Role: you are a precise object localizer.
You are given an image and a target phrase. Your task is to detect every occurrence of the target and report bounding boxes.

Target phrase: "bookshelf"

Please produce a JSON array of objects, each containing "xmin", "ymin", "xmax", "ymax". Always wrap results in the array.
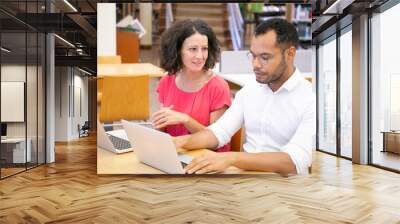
[
  {"xmin": 291, "ymin": 4, "xmax": 312, "ymax": 49},
  {"xmin": 245, "ymin": 3, "xmax": 311, "ymax": 49}
]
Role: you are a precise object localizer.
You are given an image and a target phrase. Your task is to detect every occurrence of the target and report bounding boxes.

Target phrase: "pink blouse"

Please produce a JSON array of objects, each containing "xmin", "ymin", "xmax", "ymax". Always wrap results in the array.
[{"xmin": 157, "ymin": 74, "xmax": 232, "ymax": 152}]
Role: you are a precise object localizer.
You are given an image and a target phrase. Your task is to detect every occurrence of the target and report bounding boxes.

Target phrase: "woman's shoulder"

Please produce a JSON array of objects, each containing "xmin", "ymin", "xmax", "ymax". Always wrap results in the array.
[
  {"xmin": 207, "ymin": 74, "xmax": 230, "ymax": 89},
  {"xmin": 159, "ymin": 73, "xmax": 176, "ymax": 85},
  {"xmin": 160, "ymin": 73, "xmax": 176, "ymax": 81},
  {"xmin": 157, "ymin": 74, "xmax": 177, "ymax": 94}
]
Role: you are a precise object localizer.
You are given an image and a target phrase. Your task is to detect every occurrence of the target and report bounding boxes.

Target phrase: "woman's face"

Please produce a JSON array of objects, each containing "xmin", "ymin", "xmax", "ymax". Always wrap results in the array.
[{"xmin": 180, "ymin": 32, "xmax": 209, "ymax": 73}]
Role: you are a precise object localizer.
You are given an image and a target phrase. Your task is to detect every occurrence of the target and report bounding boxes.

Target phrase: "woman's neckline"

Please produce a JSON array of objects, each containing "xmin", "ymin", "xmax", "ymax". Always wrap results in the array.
[{"xmin": 174, "ymin": 71, "xmax": 215, "ymax": 93}]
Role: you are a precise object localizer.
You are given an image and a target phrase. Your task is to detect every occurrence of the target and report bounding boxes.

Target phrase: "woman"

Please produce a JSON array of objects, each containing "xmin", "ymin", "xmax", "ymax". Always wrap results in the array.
[{"xmin": 151, "ymin": 19, "xmax": 232, "ymax": 152}]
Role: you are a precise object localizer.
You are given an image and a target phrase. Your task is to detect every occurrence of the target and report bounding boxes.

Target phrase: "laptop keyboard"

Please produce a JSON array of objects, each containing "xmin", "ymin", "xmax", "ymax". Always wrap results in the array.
[
  {"xmin": 181, "ymin": 162, "xmax": 188, "ymax": 168},
  {"xmin": 107, "ymin": 134, "xmax": 132, "ymax": 150}
]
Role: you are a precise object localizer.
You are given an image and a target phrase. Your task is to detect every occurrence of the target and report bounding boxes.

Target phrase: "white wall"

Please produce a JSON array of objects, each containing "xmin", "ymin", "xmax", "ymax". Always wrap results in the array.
[
  {"xmin": 1, "ymin": 64, "xmax": 46, "ymax": 164},
  {"xmin": 54, "ymin": 66, "xmax": 65, "ymax": 142},
  {"xmin": 55, "ymin": 67, "xmax": 69, "ymax": 141},
  {"xmin": 1, "ymin": 65, "xmax": 26, "ymax": 81},
  {"xmin": 1, "ymin": 65, "xmax": 35, "ymax": 137},
  {"xmin": 75, "ymin": 74, "xmax": 89, "ymax": 122},
  {"xmin": 55, "ymin": 67, "xmax": 89, "ymax": 141},
  {"xmin": 72, "ymin": 74, "xmax": 89, "ymax": 138},
  {"xmin": 1, "ymin": 65, "xmax": 26, "ymax": 138},
  {"xmin": 97, "ymin": 3, "xmax": 116, "ymax": 56}
]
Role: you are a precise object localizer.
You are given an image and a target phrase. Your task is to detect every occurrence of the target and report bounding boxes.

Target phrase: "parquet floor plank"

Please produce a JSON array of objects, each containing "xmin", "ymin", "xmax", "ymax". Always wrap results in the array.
[{"xmin": 1, "ymin": 135, "xmax": 400, "ymax": 223}]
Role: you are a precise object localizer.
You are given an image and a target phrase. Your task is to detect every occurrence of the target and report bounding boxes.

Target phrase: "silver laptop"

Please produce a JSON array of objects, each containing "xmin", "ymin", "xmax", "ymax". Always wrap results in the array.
[
  {"xmin": 97, "ymin": 121, "xmax": 133, "ymax": 154},
  {"xmin": 121, "ymin": 119, "xmax": 193, "ymax": 174}
]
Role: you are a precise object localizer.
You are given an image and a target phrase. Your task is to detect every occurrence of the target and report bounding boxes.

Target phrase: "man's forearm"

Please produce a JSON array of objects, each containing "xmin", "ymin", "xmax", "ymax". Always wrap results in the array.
[
  {"xmin": 183, "ymin": 129, "xmax": 219, "ymax": 150},
  {"xmin": 230, "ymin": 152, "xmax": 297, "ymax": 174}
]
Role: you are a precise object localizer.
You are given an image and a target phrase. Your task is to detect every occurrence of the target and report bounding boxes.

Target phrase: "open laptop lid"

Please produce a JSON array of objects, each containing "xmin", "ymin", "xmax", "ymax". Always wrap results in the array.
[
  {"xmin": 97, "ymin": 120, "xmax": 132, "ymax": 154},
  {"xmin": 121, "ymin": 119, "xmax": 185, "ymax": 174},
  {"xmin": 97, "ymin": 121, "xmax": 114, "ymax": 151}
]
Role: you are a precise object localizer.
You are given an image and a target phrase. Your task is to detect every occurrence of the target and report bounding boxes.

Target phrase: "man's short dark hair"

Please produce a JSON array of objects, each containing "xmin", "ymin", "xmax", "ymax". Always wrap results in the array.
[
  {"xmin": 160, "ymin": 19, "xmax": 220, "ymax": 74},
  {"xmin": 255, "ymin": 18, "xmax": 299, "ymax": 49}
]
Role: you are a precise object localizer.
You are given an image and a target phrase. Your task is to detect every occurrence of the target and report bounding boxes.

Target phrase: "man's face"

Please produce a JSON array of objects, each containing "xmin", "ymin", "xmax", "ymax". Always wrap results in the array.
[{"xmin": 249, "ymin": 31, "xmax": 288, "ymax": 84}]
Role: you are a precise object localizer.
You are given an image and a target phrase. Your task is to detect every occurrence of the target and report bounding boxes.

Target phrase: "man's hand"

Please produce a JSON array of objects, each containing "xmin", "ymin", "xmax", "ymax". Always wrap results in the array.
[
  {"xmin": 151, "ymin": 105, "xmax": 189, "ymax": 129},
  {"xmin": 184, "ymin": 151, "xmax": 236, "ymax": 174}
]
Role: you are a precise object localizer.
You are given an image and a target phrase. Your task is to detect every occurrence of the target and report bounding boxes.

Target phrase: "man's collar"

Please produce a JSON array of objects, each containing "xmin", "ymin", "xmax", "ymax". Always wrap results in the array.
[{"xmin": 277, "ymin": 68, "xmax": 302, "ymax": 92}]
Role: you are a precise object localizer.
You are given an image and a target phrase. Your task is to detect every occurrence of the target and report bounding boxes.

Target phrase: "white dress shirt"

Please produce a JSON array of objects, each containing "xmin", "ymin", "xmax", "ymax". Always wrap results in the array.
[{"xmin": 208, "ymin": 69, "xmax": 316, "ymax": 174}]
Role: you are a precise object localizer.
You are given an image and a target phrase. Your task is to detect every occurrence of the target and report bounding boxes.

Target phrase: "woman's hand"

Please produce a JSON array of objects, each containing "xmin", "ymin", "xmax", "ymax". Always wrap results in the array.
[
  {"xmin": 172, "ymin": 135, "xmax": 189, "ymax": 149},
  {"xmin": 151, "ymin": 105, "xmax": 189, "ymax": 129}
]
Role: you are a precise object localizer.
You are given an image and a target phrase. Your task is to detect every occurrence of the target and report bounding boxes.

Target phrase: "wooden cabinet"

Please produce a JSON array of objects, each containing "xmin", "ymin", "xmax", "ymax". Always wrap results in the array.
[{"xmin": 382, "ymin": 131, "xmax": 400, "ymax": 154}]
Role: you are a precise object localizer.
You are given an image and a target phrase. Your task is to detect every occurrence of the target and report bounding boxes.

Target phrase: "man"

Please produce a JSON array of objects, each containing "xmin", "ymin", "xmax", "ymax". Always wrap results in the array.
[{"xmin": 174, "ymin": 18, "xmax": 316, "ymax": 175}]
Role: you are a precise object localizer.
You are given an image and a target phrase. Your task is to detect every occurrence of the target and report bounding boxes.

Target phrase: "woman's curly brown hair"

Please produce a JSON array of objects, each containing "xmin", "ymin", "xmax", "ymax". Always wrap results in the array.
[{"xmin": 160, "ymin": 19, "xmax": 220, "ymax": 74}]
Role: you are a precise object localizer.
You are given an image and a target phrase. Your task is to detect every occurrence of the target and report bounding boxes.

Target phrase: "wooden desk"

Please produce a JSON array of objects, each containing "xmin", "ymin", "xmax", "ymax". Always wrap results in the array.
[
  {"xmin": 97, "ymin": 147, "xmax": 263, "ymax": 174},
  {"xmin": 97, "ymin": 55, "xmax": 122, "ymax": 64},
  {"xmin": 97, "ymin": 63, "xmax": 165, "ymax": 78}
]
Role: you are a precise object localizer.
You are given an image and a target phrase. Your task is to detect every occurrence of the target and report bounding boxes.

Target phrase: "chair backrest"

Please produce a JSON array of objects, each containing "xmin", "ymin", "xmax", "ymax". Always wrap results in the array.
[
  {"xmin": 304, "ymin": 76, "xmax": 312, "ymax": 83},
  {"xmin": 99, "ymin": 75, "xmax": 149, "ymax": 122},
  {"xmin": 97, "ymin": 78, "xmax": 103, "ymax": 104},
  {"xmin": 97, "ymin": 55, "xmax": 122, "ymax": 64},
  {"xmin": 117, "ymin": 31, "xmax": 140, "ymax": 63},
  {"xmin": 82, "ymin": 121, "xmax": 90, "ymax": 129},
  {"xmin": 230, "ymin": 128, "xmax": 244, "ymax": 152}
]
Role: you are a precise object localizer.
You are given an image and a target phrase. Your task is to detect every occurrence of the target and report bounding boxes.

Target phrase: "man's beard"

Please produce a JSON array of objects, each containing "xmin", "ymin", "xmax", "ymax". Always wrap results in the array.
[{"xmin": 256, "ymin": 57, "xmax": 287, "ymax": 84}]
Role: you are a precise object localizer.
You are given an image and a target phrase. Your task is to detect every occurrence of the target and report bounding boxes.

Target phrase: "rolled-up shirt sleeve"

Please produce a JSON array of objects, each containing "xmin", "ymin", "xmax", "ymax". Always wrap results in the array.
[
  {"xmin": 207, "ymin": 89, "xmax": 245, "ymax": 148},
  {"xmin": 281, "ymin": 97, "xmax": 316, "ymax": 174}
]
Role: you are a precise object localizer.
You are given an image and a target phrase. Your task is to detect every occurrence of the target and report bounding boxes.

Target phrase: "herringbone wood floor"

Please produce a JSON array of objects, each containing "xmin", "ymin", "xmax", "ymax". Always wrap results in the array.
[{"xmin": 1, "ymin": 135, "xmax": 400, "ymax": 224}]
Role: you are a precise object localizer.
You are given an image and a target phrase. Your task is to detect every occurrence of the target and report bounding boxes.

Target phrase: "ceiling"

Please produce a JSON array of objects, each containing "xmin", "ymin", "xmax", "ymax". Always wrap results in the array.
[
  {"xmin": 0, "ymin": 0, "xmax": 98, "ymax": 74},
  {"xmin": 311, "ymin": 0, "xmax": 391, "ymax": 43}
]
